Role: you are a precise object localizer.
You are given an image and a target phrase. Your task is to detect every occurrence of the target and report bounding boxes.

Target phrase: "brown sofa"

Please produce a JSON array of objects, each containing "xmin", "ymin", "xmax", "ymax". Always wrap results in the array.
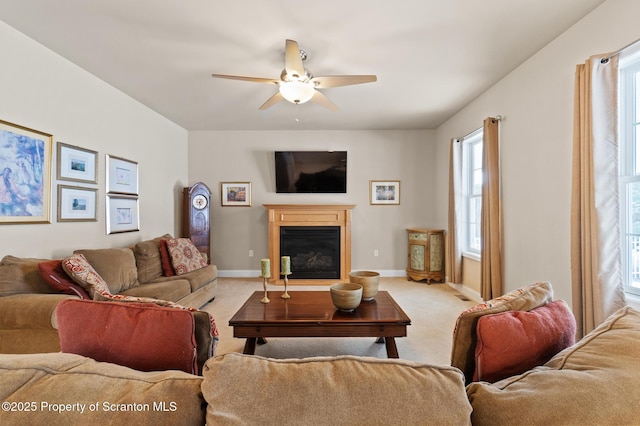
[
  {"xmin": 1, "ymin": 306, "xmax": 639, "ymax": 425},
  {"xmin": 0, "ymin": 235, "xmax": 217, "ymax": 354}
]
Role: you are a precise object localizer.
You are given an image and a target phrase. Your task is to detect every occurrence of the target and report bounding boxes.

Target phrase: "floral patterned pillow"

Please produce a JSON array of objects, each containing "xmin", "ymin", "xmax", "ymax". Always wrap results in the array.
[
  {"xmin": 61, "ymin": 253, "xmax": 111, "ymax": 299},
  {"xmin": 166, "ymin": 238, "xmax": 207, "ymax": 275}
]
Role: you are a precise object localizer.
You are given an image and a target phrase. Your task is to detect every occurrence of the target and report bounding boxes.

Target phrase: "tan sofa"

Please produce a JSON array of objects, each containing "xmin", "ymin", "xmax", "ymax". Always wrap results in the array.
[
  {"xmin": 1, "ymin": 306, "xmax": 639, "ymax": 425},
  {"xmin": 0, "ymin": 235, "xmax": 217, "ymax": 354}
]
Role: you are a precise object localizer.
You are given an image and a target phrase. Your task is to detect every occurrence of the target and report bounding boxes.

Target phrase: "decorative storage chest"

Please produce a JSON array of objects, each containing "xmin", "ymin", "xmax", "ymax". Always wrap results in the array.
[{"xmin": 406, "ymin": 228, "xmax": 445, "ymax": 283}]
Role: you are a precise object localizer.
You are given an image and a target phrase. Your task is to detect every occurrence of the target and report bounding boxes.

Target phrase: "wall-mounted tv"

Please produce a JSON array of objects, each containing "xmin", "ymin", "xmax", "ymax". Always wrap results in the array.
[{"xmin": 275, "ymin": 151, "xmax": 347, "ymax": 193}]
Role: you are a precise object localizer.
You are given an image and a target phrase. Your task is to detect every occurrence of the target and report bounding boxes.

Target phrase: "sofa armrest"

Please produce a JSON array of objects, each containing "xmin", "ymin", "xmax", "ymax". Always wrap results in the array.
[{"xmin": 0, "ymin": 294, "xmax": 77, "ymax": 330}]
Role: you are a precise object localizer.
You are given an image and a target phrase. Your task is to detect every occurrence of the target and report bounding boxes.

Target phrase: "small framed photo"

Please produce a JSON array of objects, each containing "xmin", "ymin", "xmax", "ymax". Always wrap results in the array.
[
  {"xmin": 0, "ymin": 119, "xmax": 53, "ymax": 224},
  {"xmin": 57, "ymin": 185, "xmax": 97, "ymax": 222},
  {"xmin": 106, "ymin": 194, "xmax": 139, "ymax": 234},
  {"xmin": 106, "ymin": 154, "xmax": 138, "ymax": 195},
  {"xmin": 221, "ymin": 182, "xmax": 251, "ymax": 207},
  {"xmin": 370, "ymin": 180, "xmax": 400, "ymax": 205},
  {"xmin": 56, "ymin": 142, "xmax": 98, "ymax": 184}
]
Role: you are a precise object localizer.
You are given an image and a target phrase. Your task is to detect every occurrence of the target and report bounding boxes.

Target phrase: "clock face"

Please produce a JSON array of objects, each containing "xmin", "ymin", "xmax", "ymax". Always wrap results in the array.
[{"xmin": 192, "ymin": 194, "xmax": 208, "ymax": 210}]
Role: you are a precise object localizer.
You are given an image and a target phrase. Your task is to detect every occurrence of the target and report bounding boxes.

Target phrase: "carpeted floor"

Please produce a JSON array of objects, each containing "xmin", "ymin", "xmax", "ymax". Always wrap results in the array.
[{"xmin": 202, "ymin": 277, "xmax": 476, "ymax": 365}]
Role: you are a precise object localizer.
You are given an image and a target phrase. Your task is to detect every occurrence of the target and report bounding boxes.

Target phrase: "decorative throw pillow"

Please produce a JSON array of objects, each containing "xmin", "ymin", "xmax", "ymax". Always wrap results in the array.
[
  {"xmin": 38, "ymin": 260, "xmax": 90, "ymax": 299},
  {"xmin": 159, "ymin": 239, "xmax": 175, "ymax": 277},
  {"xmin": 450, "ymin": 281, "xmax": 554, "ymax": 383},
  {"xmin": 473, "ymin": 300, "xmax": 576, "ymax": 382},
  {"xmin": 61, "ymin": 253, "xmax": 112, "ymax": 300},
  {"xmin": 166, "ymin": 238, "xmax": 207, "ymax": 275}
]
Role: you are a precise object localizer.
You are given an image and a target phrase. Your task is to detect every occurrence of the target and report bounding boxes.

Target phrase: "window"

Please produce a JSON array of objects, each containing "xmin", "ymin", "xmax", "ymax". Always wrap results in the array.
[
  {"xmin": 461, "ymin": 129, "xmax": 483, "ymax": 256},
  {"xmin": 620, "ymin": 51, "xmax": 640, "ymax": 296}
]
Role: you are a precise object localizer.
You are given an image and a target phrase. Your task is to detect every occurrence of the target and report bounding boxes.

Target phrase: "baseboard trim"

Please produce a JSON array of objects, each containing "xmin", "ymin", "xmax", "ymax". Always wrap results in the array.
[
  {"xmin": 217, "ymin": 269, "xmax": 408, "ymax": 278},
  {"xmin": 446, "ymin": 282, "xmax": 483, "ymax": 303}
]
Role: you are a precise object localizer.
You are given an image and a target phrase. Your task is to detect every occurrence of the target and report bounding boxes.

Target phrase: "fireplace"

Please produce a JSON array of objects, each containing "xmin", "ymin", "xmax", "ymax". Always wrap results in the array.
[
  {"xmin": 264, "ymin": 204, "xmax": 355, "ymax": 284},
  {"xmin": 280, "ymin": 226, "xmax": 340, "ymax": 279}
]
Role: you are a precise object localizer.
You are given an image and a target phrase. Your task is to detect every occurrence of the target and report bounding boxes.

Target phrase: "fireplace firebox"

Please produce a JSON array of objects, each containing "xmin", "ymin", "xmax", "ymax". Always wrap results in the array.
[
  {"xmin": 264, "ymin": 204, "xmax": 354, "ymax": 284},
  {"xmin": 280, "ymin": 226, "xmax": 340, "ymax": 279}
]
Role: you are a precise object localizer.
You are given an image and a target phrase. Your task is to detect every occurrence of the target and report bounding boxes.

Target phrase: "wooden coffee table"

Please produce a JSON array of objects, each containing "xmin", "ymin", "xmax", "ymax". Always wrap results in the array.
[{"xmin": 228, "ymin": 290, "xmax": 411, "ymax": 358}]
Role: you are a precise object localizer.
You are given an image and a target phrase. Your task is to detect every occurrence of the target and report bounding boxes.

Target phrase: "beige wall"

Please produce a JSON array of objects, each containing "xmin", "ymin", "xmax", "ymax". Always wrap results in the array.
[
  {"xmin": 188, "ymin": 130, "xmax": 435, "ymax": 275},
  {"xmin": 3, "ymin": 0, "xmax": 637, "ymax": 307},
  {"xmin": 432, "ymin": 0, "xmax": 640, "ymax": 307},
  {"xmin": 0, "ymin": 20, "xmax": 188, "ymax": 260}
]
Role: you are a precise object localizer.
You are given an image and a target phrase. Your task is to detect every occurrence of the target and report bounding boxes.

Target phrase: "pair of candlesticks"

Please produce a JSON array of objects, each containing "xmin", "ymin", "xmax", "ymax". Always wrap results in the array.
[{"xmin": 259, "ymin": 257, "xmax": 291, "ymax": 304}]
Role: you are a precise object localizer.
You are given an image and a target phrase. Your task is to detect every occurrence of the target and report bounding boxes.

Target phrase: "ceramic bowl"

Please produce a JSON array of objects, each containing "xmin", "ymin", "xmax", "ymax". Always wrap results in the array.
[
  {"xmin": 349, "ymin": 270, "xmax": 380, "ymax": 301},
  {"xmin": 329, "ymin": 283, "xmax": 363, "ymax": 312}
]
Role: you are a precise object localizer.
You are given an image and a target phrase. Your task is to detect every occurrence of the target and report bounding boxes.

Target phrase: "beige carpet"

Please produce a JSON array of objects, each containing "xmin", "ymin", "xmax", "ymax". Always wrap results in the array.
[{"xmin": 202, "ymin": 277, "xmax": 476, "ymax": 365}]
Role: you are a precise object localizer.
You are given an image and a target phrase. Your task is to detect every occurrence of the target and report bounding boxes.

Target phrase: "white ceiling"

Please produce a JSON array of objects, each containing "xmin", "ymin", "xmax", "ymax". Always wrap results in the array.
[{"xmin": 0, "ymin": 0, "xmax": 605, "ymax": 131}]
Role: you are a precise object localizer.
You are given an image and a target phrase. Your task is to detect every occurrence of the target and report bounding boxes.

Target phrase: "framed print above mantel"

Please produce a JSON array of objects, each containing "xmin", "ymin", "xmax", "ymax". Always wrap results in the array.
[
  {"xmin": 106, "ymin": 194, "xmax": 139, "ymax": 234},
  {"xmin": 57, "ymin": 185, "xmax": 97, "ymax": 222},
  {"xmin": 56, "ymin": 142, "xmax": 97, "ymax": 184},
  {"xmin": 370, "ymin": 180, "xmax": 400, "ymax": 205},
  {"xmin": 106, "ymin": 154, "xmax": 138, "ymax": 195},
  {"xmin": 0, "ymin": 119, "xmax": 53, "ymax": 224}
]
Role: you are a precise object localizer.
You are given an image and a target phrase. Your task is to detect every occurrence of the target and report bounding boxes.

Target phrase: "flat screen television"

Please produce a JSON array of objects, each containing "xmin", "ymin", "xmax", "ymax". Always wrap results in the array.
[{"xmin": 275, "ymin": 151, "xmax": 347, "ymax": 193}]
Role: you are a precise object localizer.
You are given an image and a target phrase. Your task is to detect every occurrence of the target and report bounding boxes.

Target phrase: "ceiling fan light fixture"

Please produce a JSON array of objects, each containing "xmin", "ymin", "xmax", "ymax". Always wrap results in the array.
[{"xmin": 278, "ymin": 80, "xmax": 315, "ymax": 104}]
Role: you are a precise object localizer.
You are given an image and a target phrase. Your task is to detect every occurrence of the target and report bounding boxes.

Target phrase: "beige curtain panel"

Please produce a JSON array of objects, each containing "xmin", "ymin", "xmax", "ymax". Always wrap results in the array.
[
  {"xmin": 480, "ymin": 117, "xmax": 503, "ymax": 301},
  {"xmin": 447, "ymin": 138, "xmax": 462, "ymax": 284},
  {"xmin": 571, "ymin": 54, "xmax": 626, "ymax": 337}
]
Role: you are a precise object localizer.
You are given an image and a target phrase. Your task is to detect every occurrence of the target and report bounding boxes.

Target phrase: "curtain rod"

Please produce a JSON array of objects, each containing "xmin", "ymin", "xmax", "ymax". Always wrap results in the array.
[
  {"xmin": 601, "ymin": 37, "xmax": 640, "ymax": 64},
  {"xmin": 456, "ymin": 115, "xmax": 502, "ymax": 141}
]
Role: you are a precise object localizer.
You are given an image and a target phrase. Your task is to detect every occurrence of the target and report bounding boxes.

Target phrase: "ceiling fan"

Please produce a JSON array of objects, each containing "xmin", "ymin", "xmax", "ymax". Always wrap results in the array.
[{"xmin": 211, "ymin": 39, "xmax": 377, "ymax": 111}]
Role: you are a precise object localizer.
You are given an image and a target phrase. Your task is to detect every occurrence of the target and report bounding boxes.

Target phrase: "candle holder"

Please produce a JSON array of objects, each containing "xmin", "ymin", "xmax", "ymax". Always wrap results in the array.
[
  {"xmin": 261, "ymin": 277, "xmax": 270, "ymax": 304},
  {"xmin": 281, "ymin": 272, "xmax": 292, "ymax": 299}
]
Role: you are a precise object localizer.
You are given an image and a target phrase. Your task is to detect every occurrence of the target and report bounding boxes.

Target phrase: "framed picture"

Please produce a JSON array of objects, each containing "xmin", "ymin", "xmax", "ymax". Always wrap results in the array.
[
  {"xmin": 56, "ymin": 142, "xmax": 98, "ymax": 184},
  {"xmin": 221, "ymin": 182, "xmax": 251, "ymax": 206},
  {"xmin": 106, "ymin": 194, "xmax": 139, "ymax": 234},
  {"xmin": 57, "ymin": 185, "xmax": 97, "ymax": 222},
  {"xmin": 106, "ymin": 154, "xmax": 138, "ymax": 195},
  {"xmin": 370, "ymin": 180, "xmax": 400, "ymax": 205},
  {"xmin": 0, "ymin": 119, "xmax": 53, "ymax": 224}
]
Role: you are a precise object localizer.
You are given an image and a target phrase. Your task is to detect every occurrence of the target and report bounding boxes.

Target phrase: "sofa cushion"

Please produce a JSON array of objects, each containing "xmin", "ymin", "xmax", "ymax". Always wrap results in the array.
[
  {"xmin": 61, "ymin": 253, "xmax": 111, "ymax": 300},
  {"xmin": 120, "ymin": 279, "xmax": 191, "ymax": 302},
  {"xmin": 0, "ymin": 255, "xmax": 56, "ymax": 296},
  {"xmin": 0, "ymin": 352, "xmax": 205, "ymax": 425},
  {"xmin": 473, "ymin": 300, "xmax": 576, "ymax": 382},
  {"xmin": 73, "ymin": 248, "xmax": 138, "ymax": 294},
  {"xmin": 202, "ymin": 353, "xmax": 472, "ymax": 425},
  {"xmin": 166, "ymin": 238, "xmax": 207, "ymax": 276},
  {"xmin": 467, "ymin": 306, "xmax": 640, "ymax": 425},
  {"xmin": 56, "ymin": 299, "xmax": 199, "ymax": 374},
  {"xmin": 451, "ymin": 281, "xmax": 554, "ymax": 383},
  {"xmin": 159, "ymin": 238, "xmax": 176, "ymax": 276},
  {"xmin": 133, "ymin": 234, "xmax": 172, "ymax": 283},
  {"xmin": 38, "ymin": 259, "xmax": 90, "ymax": 299}
]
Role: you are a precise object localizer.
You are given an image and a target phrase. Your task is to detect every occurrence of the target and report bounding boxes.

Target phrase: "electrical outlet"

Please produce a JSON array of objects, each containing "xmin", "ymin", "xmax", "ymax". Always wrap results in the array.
[
  {"xmin": 249, "ymin": 250, "xmax": 254, "ymax": 257},
  {"xmin": 374, "ymin": 249, "xmax": 379, "ymax": 257}
]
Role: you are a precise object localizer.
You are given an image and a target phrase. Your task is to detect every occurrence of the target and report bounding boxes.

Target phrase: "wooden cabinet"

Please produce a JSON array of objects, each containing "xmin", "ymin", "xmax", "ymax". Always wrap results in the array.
[
  {"xmin": 406, "ymin": 228, "xmax": 445, "ymax": 283},
  {"xmin": 182, "ymin": 182, "xmax": 212, "ymax": 263}
]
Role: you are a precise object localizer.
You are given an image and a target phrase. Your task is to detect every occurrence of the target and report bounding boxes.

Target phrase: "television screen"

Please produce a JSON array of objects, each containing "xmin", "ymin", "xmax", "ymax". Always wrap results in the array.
[{"xmin": 275, "ymin": 151, "xmax": 347, "ymax": 193}]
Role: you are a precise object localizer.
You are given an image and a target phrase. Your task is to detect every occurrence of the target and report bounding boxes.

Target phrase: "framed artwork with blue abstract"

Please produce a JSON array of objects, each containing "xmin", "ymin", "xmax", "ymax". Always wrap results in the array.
[{"xmin": 0, "ymin": 119, "xmax": 52, "ymax": 223}]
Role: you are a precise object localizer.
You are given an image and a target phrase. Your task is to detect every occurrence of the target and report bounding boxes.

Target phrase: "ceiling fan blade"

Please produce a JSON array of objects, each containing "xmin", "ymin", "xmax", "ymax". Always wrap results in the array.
[
  {"xmin": 310, "ymin": 90, "xmax": 338, "ymax": 111},
  {"xmin": 310, "ymin": 75, "xmax": 377, "ymax": 88},
  {"xmin": 211, "ymin": 73, "xmax": 279, "ymax": 85},
  {"xmin": 285, "ymin": 39, "xmax": 305, "ymax": 78},
  {"xmin": 259, "ymin": 92, "xmax": 285, "ymax": 110}
]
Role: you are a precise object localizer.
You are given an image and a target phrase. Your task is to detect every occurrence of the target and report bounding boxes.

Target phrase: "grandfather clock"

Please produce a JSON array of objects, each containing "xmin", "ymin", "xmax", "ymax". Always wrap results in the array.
[{"xmin": 182, "ymin": 182, "xmax": 212, "ymax": 263}]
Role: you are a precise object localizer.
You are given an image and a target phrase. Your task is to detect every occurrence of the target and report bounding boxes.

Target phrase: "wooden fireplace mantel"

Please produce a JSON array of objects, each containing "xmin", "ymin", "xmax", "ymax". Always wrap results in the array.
[{"xmin": 263, "ymin": 204, "xmax": 355, "ymax": 284}]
